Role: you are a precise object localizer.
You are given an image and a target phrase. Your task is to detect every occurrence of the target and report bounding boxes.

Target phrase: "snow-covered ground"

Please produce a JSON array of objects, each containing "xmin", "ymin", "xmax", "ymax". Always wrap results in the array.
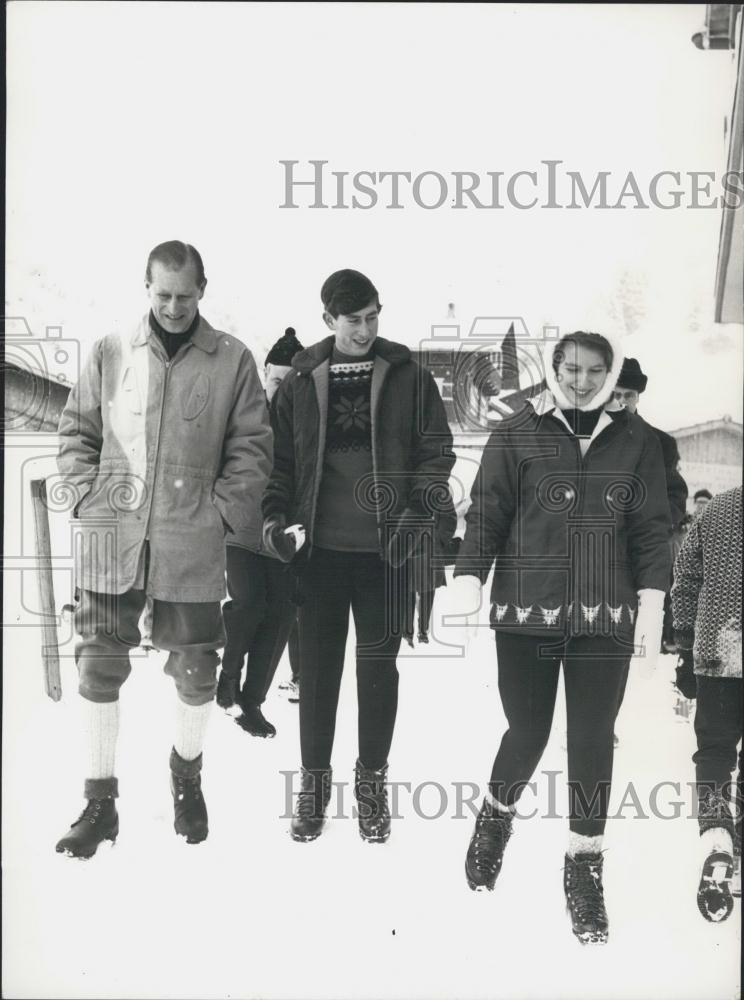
[{"xmin": 3, "ymin": 572, "xmax": 740, "ymax": 1000}]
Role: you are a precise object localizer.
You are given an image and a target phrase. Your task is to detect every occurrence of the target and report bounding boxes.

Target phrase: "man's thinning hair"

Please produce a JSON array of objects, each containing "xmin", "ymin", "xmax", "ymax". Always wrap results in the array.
[{"xmin": 146, "ymin": 241, "xmax": 206, "ymax": 287}]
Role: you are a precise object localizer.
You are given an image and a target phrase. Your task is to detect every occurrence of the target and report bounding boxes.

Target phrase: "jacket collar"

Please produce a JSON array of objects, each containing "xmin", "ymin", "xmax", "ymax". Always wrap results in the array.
[
  {"xmin": 291, "ymin": 335, "xmax": 411, "ymax": 375},
  {"xmin": 130, "ymin": 314, "xmax": 218, "ymax": 354}
]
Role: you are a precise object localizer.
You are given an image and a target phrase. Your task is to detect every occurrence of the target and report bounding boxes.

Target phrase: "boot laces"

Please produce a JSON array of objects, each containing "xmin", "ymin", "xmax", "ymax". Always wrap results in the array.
[
  {"xmin": 356, "ymin": 768, "xmax": 390, "ymax": 822},
  {"xmin": 75, "ymin": 799, "xmax": 106, "ymax": 827},
  {"xmin": 471, "ymin": 811, "xmax": 512, "ymax": 875},
  {"xmin": 566, "ymin": 856, "xmax": 606, "ymax": 922},
  {"xmin": 296, "ymin": 773, "xmax": 329, "ymax": 818},
  {"xmin": 174, "ymin": 774, "xmax": 202, "ymax": 802}
]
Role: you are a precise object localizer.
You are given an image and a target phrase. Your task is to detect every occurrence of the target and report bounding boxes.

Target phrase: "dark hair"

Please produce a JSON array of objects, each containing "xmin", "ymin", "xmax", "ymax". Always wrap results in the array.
[
  {"xmin": 694, "ymin": 489, "xmax": 713, "ymax": 501},
  {"xmin": 146, "ymin": 241, "xmax": 206, "ymax": 287},
  {"xmin": 552, "ymin": 331, "xmax": 613, "ymax": 373},
  {"xmin": 321, "ymin": 269, "xmax": 380, "ymax": 318}
]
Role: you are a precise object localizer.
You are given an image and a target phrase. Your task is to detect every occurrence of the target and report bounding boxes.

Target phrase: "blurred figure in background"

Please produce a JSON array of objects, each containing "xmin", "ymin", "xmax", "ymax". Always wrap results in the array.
[{"xmin": 217, "ymin": 328, "xmax": 305, "ymax": 734}]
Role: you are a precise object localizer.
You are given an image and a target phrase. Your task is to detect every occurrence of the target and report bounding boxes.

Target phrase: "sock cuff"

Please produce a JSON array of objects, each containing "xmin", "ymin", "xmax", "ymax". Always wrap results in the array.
[
  {"xmin": 485, "ymin": 789, "xmax": 513, "ymax": 815},
  {"xmin": 85, "ymin": 777, "xmax": 119, "ymax": 800},
  {"xmin": 170, "ymin": 747, "xmax": 203, "ymax": 778},
  {"xmin": 568, "ymin": 831, "xmax": 603, "ymax": 857}
]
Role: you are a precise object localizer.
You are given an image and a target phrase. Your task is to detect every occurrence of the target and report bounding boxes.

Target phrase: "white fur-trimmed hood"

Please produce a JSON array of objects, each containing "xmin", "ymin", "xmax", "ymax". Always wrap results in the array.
[{"xmin": 539, "ymin": 330, "xmax": 625, "ymax": 413}]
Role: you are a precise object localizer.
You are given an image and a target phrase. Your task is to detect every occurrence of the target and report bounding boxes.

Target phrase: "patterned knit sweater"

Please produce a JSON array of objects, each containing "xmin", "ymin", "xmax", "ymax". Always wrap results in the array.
[
  {"xmin": 313, "ymin": 351, "xmax": 379, "ymax": 551},
  {"xmin": 671, "ymin": 485, "xmax": 742, "ymax": 677}
]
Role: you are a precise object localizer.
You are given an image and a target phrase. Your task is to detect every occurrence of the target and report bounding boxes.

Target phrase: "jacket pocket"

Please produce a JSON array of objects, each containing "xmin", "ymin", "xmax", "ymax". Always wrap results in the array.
[{"xmin": 181, "ymin": 373, "xmax": 210, "ymax": 420}]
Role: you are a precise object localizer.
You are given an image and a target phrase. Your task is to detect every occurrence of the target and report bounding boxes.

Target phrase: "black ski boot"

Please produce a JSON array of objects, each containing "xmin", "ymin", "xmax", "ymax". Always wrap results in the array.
[
  {"xmin": 56, "ymin": 798, "xmax": 119, "ymax": 858},
  {"xmin": 290, "ymin": 768, "xmax": 332, "ymax": 842},
  {"xmin": 563, "ymin": 852, "xmax": 609, "ymax": 944},
  {"xmin": 696, "ymin": 789, "xmax": 736, "ymax": 920},
  {"xmin": 170, "ymin": 748, "xmax": 208, "ymax": 844},
  {"xmin": 216, "ymin": 671, "xmax": 241, "ymax": 709},
  {"xmin": 465, "ymin": 798, "xmax": 514, "ymax": 891},
  {"xmin": 697, "ymin": 850, "xmax": 735, "ymax": 922},
  {"xmin": 354, "ymin": 760, "xmax": 391, "ymax": 843},
  {"xmin": 235, "ymin": 700, "xmax": 276, "ymax": 738}
]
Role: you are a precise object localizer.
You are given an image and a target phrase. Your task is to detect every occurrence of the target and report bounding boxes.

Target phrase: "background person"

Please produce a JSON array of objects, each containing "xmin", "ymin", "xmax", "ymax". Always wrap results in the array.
[
  {"xmin": 217, "ymin": 328, "xmax": 305, "ymax": 735},
  {"xmin": 611, "ymin": 357, "xmax": 689, "ymax": 735},
  {"xmin": 671, "ymin": 485, "xmax": 742, "ymax": 922}
]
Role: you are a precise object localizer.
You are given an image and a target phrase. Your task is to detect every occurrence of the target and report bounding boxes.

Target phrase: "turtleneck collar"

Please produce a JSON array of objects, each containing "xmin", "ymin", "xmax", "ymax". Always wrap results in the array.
[{"xmin": 149, "ymin": 310, "xmax": 200, "ymax": 359}]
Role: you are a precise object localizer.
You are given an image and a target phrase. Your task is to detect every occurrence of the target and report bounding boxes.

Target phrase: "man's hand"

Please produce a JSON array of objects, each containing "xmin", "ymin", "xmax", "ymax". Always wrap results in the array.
[
  {"xmin": 264, "ymin": 518, "xmax": 306, "ymax": 562},
  {"xmin": 630, "ymin": 589, "xmax": 665, "ymax": 679},
  {"xmin": 444, "ymin": 574, "xmax": 482, "ymax": 648}
]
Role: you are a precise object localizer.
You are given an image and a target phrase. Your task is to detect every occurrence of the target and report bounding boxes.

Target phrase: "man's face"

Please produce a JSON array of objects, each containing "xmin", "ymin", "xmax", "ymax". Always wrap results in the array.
[
  {"xmin": 613, "ymin": 387, "xmax": 640, "ymax": 413},
  {"xmin": 324, "ymin": 300, "xmax": 380, "ymax": 357},
  {"xmin": 695, "ymin": 496, "xmax": 711, "ymax": 513},
  {"xmin": 146, "ymin": 261, "xmax": 205, "ymax": 334},
  {"xmin": 265, "ymin": 363, "xmax": 292, "ymax": 402}
]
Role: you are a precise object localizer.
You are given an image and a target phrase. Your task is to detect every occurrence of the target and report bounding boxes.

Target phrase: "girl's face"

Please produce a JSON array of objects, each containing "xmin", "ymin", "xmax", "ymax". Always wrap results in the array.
[{"xmin": 555, "ymin": 342, "xmax": 608, "ymax": 406}]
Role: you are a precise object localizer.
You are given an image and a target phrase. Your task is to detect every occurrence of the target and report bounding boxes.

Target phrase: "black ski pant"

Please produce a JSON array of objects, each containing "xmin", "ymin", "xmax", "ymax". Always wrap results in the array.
[
  {"xmin": 490, "ymin": 631, "xmax": 630, "ymax": 836},
  {"xmin": 221, "ymin": 546, "xmax": 297, "ymax": 705},
  {"xmin": 297, "ymin": 548, "xmax": 402, "ymax": 772},
  {"xmin": 694, "ymin": 675, "xmax": 743, "ymax": 837}
]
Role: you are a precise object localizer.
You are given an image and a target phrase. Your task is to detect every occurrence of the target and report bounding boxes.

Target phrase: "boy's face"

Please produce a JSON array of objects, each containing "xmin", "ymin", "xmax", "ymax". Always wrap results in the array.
[
  {"xmin": 324, "ymin": 300, "xmax": 381, "ymax": 357},
  {"xmin": 265, "ymin": 363, "xmax": 292, "ymax": 402}
]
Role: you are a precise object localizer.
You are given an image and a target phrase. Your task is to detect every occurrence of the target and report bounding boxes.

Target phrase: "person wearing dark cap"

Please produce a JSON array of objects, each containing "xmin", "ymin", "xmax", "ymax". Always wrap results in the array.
[
  {"xmin": 612, "ymin": 357, "xmax": 689, "ymax": 729},
  {"xmin": 216, "ymin": 328, "xmax": 306, "ymax": 736},
  {"xmin": 263, "ymin": 269, "xmax": 455, "ymax": 844},
  {"xmin": 693, "ymin": 488, "xmax": 713, "ymax": 514},
  {"xmin": 614, "ymin": 358, "xmax": 688, "ymax": 529}
]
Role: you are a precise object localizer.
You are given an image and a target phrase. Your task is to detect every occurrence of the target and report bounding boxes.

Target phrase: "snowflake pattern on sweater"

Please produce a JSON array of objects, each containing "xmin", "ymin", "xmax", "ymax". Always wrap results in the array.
[
  {"xmin": 326, "ymin": 360, "xmax": 374, "ymax": 453},
  {"xmin": 671, "ymin": 485, "xmax": 742, "ymax": 677}
]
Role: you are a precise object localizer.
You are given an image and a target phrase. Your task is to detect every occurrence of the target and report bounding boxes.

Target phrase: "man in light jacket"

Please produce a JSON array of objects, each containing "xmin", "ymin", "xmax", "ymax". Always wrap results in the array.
[{"xmin": 55, "ymin": 240, "xmax": 272, "ymax": 858}]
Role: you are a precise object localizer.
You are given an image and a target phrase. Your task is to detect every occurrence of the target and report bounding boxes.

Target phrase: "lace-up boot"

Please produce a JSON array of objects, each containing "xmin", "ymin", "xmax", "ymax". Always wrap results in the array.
[
  {"xmin": 563, "ymin": 852, "xmax": 609, "ymax": 944},
  {"xmin": 170, "ymin": 748, "xmax": 208, "ymax": 844},
  {"xmin": 354, "ymin": 760, "xmax": 391, "ymax": 843},
  {"xmin": 465, "ymin": 798, "xmax": 514, "ymax": 891},
  {"xmin": 290, "ymin": 767, "xmax": 332, "ymax": 842}
]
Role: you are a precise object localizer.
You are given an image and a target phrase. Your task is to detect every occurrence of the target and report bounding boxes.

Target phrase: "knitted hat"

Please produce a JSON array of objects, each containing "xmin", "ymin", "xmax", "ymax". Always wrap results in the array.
[
  {"xmin": 266, "ymin": 328, "xmax": 304, "ymax": 366},
  {"xmin": 617, "ymin": 357, "xmax": 648, "ymax": 393}
]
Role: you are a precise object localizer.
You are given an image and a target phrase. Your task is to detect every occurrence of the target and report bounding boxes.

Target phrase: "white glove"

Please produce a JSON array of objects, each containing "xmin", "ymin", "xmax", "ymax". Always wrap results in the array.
[
  {"xmin": 443, "ymin": 575, "xmax": 482, "ymax": 647},
  {"xmin": 284, "ymin": 524, "xmax": 306, "ymax": 553},
  {"xmin": 630, "ymin": 589, "xmax": 665, "ymax": 679}
]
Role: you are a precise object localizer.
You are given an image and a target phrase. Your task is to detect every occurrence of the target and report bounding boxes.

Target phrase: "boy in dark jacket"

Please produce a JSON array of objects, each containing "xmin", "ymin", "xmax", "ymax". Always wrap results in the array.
[{"xmin": 263, "ymin": 269, "xmax": 455, "ymax": 844}]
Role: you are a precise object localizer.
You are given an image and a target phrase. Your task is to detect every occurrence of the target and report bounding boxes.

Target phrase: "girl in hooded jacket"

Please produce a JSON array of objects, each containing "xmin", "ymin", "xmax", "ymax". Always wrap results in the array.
[{"xmin": 452, "ymin": 330, "xmax": 671, "ymax": 944}]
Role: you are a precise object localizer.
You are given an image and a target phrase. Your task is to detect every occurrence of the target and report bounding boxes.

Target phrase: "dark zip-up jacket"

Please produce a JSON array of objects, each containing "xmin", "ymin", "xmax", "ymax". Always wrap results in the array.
[
  {"xmin": 454, "ymin": 392, "xmax": 672, "ymax": 640},
  {"xmin": 262, "ymin": 335, "xmax": 455, "ymax": 556}
]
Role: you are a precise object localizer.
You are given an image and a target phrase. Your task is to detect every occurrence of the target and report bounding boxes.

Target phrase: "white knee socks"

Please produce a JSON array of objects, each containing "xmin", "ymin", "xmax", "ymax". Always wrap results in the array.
[
  {"xmin": 486, "ymin": 788, "xmax": 513, "ymax": 814},
  {"xmin": 86, "ymin": 700, "xmax": 120, "ymax": 779},
  {"xmin": 174, "ymin": 701, "xmax": 213, "ymax": 761},
  {"xmin": 568, "ymin": 831, "xmax": 603, "ymax": 857},
  {"xmin": 700, "ymin": 826, "xmax": 734, "ymax": 857}
]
